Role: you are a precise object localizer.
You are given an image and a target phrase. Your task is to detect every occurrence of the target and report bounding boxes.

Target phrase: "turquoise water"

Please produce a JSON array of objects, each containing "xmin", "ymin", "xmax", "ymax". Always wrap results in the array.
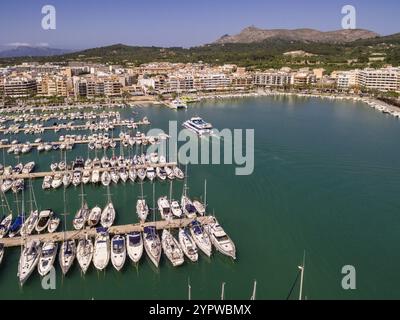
[{"xmin": 1, "ymin": 95, "xmax": 400, "ymax": 299}]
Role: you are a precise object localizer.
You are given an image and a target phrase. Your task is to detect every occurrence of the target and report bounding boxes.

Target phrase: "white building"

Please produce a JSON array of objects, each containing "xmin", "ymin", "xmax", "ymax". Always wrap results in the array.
[
  {"xmin": 356, "ymin": 67, "xmax": 400, "ymax": 91},
  {"xmin": 336, "ymin": 71, "xmax": 357, "ymax": 89}
]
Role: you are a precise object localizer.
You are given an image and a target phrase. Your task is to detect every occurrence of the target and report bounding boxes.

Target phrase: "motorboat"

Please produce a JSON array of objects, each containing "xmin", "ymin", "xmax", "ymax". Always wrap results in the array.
[
  {"xmin": 76, "ymin": 237, "xmax": 93, "ymax": 274},
  {"xmin": 143, "ymin": 226, "xmax": 161, "ymax": 268},
  {"xmin": 51, "ymin": 174, "xmax": 63, "ymax": 189},
  {"xmin": 93, "ymin": 229, "xmax": 110, "ymax": 271},
  {"xmin": 146, "ymin": 167, "xmax": 156, "ymax": 182},
  {"xmin": 73, "ymin": 202, "xmax": 89, "ymax": 230},
  {"xmin": 47, "ymin": 216, "xmax": 60, "ymax": 233},
  {"xmin": 126, "ymin": 232, "xmax": 143, "ymax": 264},
  {"xmin": 156, "ymin": 167, "xmax": 167, "ymax": 181},
  {"xmin": 22, "ymin": 162, "xmax": 35, "ymax": 174},
  {"xmin": 189, "ymin": 220, "xmax": 212, "ymax": 257},
  {"xmin": 100, "ymin": 202, "xmax": 115, "ymax": 228},
  {"xmin": 1, "ymin": 179, "xmax": 13, "ymax": 193},
  {"xmin": 72, "ymin": 170, "xmax": 82, "ymax": 187},
  {"xmin": 91, "ymin": 169, "xmax": 100, "ymax": 184},
  {"xmin": 204, "ymin": 217, "xmax": 236, "ymax": 259},
  {"xmin": 193, "ymin": 200, "xmax": 206, "ymax": 216},
  {"xmin": 38, "ymin": 242, "xmax": 58, "ymax": 277},
  {"xmin": 182, "ymin": 117, "xmax": 213, "ymax": 136},
  {"xmin": 12, "ymin": 179, "xmax": 24, "ymax": 193},
  {"xmin": 36, "ymin": 210, "xmax": 54, "ymax": 233},
  {"xmin": 178, "ymin": 228, "xmax": 198, "ymax": 262},
  {"xmin": 62, "ymin": 172, "xmax": 72, "ymax": 187},
  {"xmin": 110, "ymin": 169, "xmax": 120, "ymax": 184},
  {"xmin": 101, "ymin": 170, "xmax": 111, "ymax": 186},
  {"xmin": 157, "ymin": 196, "xmax": 173, "ymax": 220},
  {"xmin": 119, "ymin": 168, "xmax": 128, "ymax": 183},
  {"xmin": 18, "ymin": 240, "xmax": 41, "ymax": 285},
  {"xmin": 181, "ymin": 195, "xmax": 198, "ymax": 219},
  {"xmin": 136, "ymin": 199, "xmax": 149, "ymax": 222},
  {"xmin": 111, "ymin": 235, "xmax": 126, "ymax": 271},
  {"xmin": 173, "ymin": 166, "xmax": 184, "ymax": 179},
  {"xmin": 170, "ymin": 201, "xmax": 183, "ymax": 218},
  {"xmin": 0, "ymin": 214, "xmax": 12, "ymax": 238},
  {"xmin": 59, "ymin": 240, "xmax": 76, "ymax": 275},
  {"xmin": 128, "ymin": 168, "xmax": 136, "ymax": 182},
  {"xmin": 161, "ymin": 229, "xmax": 184, "ymax": 267},
  {"xmin": 165, "ymin": 166, "xmax": 175, "ymax": 180},
  {"xmin": 42, "ymin": 175, "xmax": 53, "ymax": 190},
  {"xmin": 82, "ymin": 170, "xmax": 91, "ymax": 184},
  {"xmin": 88, "ymin": 206, "xmax": 101, "ymax": 227},
  {"xmin": 137, "ymin": 168, "xmax": 146, "ymax": 181}
]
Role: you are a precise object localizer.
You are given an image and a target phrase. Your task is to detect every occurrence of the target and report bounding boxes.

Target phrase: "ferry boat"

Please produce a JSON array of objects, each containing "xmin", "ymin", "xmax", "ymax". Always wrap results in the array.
[
  {"xmin": 182, "ymin": 117, "xmax": 213, "ymax": 136},
  {"xmin": 169, "ymin": 99, "xmax": 188, "ymax": 109}
]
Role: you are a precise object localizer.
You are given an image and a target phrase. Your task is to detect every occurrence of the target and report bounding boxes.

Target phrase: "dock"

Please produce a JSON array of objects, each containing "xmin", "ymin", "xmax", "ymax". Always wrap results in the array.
[
  {"xmin": 0, "ymin": 162, "xmax": 178, "ymax": 180},
  {"xmin": 0, "ymin": 216, "xmax": 213, "ymax": 248}
]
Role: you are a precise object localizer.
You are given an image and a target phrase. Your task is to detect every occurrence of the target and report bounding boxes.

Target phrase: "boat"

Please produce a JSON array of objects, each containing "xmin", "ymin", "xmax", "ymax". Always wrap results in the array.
[
  {"xmin": 161, "ymin": 229, "xmax": 184, "ymax": 267},
  {"xmin": 156, "ymin": 167, "xmax": 167, "ymax": 181},
  {"xmin": 146, "ymin": 167, "xmax": 156, "ymax": 182},
  {"xmin": 189, "ymin": 220, "xmax": 212, "ymax": 257},
  {"xmin": 72, "ymin": 170, "xmax": 82, "ymax": 187},
  {"xmin": 36, "ymin": 210, "xmax": 54, "ymax": 233},
  {"xmin": 0, "ymin": 214, "xmax": 12, "ymax": 238},
  {"xmin": 143, "ymin": 226, "xmax": 161, "ymax": 268},
  {"xmin": 47, "ymin": 216, "xmax": 60, "ymax": 233},
  {"xmin": 178, "ymin": 228, "xmax": 198, "ymax": 262},
  {"xmin": 73, "ymin": 202, "xmax": 89, "ymax": 230},
  {"xmin": 58, "ymin": 240, "xmax": 76, "ymax": 275},
  {"xmin": 20, "ymin": 210, "xmax": 38, "ymax": 236},
  {"xmin": 136, "ymin": 199, "xmax": 149, "ymax": 222},
  {"xmin": 181, "ymin": 195, "xmax": 197, "ymax": 219},
  {"xmin": 12, "ymin": 179, "xmax": 24, "ymax": 193},
  {"xmin": 182, "ymin": 117, "xmax": 213, "ymax": 136},
  {"xmin": 38, "ymin": 242, "xmax": 58, "ymax": 276},
  {"xmin": 150, "ymin": 153, "xmax": 158, "ymax": 164},
  {"xmin": 101, "ymin": 170, "xmax": 111, "ymax": 186},
  {"xmin": 22, "ymin": 162, "xmax": 35, "ymax": 174},
  {"xmin": 51, "ymin": 174, "xmax": 63, "ymax": 189},
  {"xmin": 18, "ymin": 240, "xmax": 41, "ymax": 285},
  {"xmin": 76, "ymin": 237, "xmax": 93, "ymax": 274},
  {"xmin": 100, "ymin": 201, "xmax": 115, "ymax": 228},
  {"xmin": 42, "ymin": 175, "xmax": 53, "ymax": 190},
  {"xmin": 8, "ymin": 214, "xmax": 24, "ymax": 238},
  {"xmin": 50, "ymin": 163, "xmax": 58, "ymax": 172},
  {"xmin": 165, "ymin": 166, "xmax": 175, "ymax": 179},
  {"xmin": 126, "ymin": 232, "xmax": 143, "ymax": 264},
  {"xmin": 173, "ymin": 166, "xmax": 184, "ymax": 179},
  {"xmin": 62, "ymin": 172, "xmax": 72, "ymax": 187},
  {"xmin": 0, "ymin": 244, "xmax": 4, "ymax": 265},
  {"xmin": 58, "ymin": 161, "xmax": 66, "ymax": 171},
  {"xmin": 119, "ymin": 168, "xmax": 128, "ymax": 183},
  {"xmin": 82, "ymin": 170, "xmax": 91, "ymax": 184},
  {"xmin": 204, "ymin": 217, "xmax": 236, "ymax": 259},
  {"xmin": 91, "ymin": 169, "xmax": 100, "ymax": 184},
  {"xmin": 137, "ymin": 168, "xmax": 146, "ymax": 181},
  {"xmin": 128, "ymin": 168, "xmax": 136, "ymax": 182},
  {"xmin": 1, "ymin": 179, "xmax": 13, "ymax": 193},
  {"xmin": 157, "ymin": 196, "xmax": 173, "ymax": 220},
  {"xmin": 193, "ymin": 200, "xmax": 206, "ymax": 216},
  {"xmin": 169, "ymin": 99, "xmax": 188, "ymax": 109},
  {"xmin": 93, "ymin": 229, "xmax": 110, "ymax": 271},
  {"xmin": 88, "ymin": 206, "xmax": 101, "ymax": 227},
  {"xmin": 170, "ymin": 201, "xmax": 183, "ymax": 218},
  {"xmin": 111, "ymin": 235, "xmax": 126, "ymax": 271}
]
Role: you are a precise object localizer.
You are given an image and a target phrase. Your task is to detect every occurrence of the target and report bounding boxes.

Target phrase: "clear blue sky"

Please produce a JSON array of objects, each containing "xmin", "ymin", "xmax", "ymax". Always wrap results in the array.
[{"xmin": 0, "ymin": 0, "xmax": 399, "ymax": 49}]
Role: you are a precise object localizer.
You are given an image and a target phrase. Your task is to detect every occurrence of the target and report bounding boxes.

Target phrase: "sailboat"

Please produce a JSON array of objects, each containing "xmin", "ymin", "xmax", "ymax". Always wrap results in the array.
[
  {"xmin": 47, "ymin": 216, "xmax": 60, "ymax": 233},
  {"xmin": 0, "ymin": 214, "xmax": 12, "ymax": 238},
  {"xmin": 189, "ymin": 220, "xmax": 212, "ymax": 257},
  {"xmin": 161, "ymin": 229, "xmax": 184, "ymax": 267},
  {"xmin": 181, "ymin": 188, "xmax": 198, "ymax": 219},
  {"xmin": 178, "ymin": 228, "xmax": 198, "ymax": 262},
  {"xmin": 111, "ymin": 234, "xmax": 126, "ymax": 271},
  {"xmin": 35, "ymin": 210, "xmax": 53, "ymax": 233},
  {"xmin": 73, "ymin": 186, "xmax": 89, "ymax": 230},
  {"xmin": 59, "ymin": 240, "xmax": 76, "ymax": 275},
  {"xmin": 101, "ymin": 187, "xmax": 115, "ymax": 228},
  {"xmin": 38, "ymin": 241, "xmax": 58, "ymax": 276},
  {"xmin": 136, "ymin": 181, "xmax": 148, "ymax": 222},
  {"xmin": 76, "ymin": 236, "xmax": 94, "ymax": 274},
  {"xmin": 88, "ymin": 206, "xmax": 102, "ymax": 227},
  {"xmin": 143, "ymin": 226, "xmax": 161, "ymax": 268},
  {"xmin": 101, "ymin": 170, "xmax": 111, "ymax": 186},
  {"xmin": 204, "ymin": 216, "xmax": 236, "ymax": 259},
  {"xmin": 126, "ymin": 232, "xmax": 143, "ymax": 264},
  {"xmin": 21, "ymin": 180, "xmax": 39, "ymax": 236},
  {"xmin": 93, "ymin": 229, "xmax": 110, "ymax": 271},
  {"xmin": 18, "ymin": 240, "xmax": 41, "ymax": 286}
]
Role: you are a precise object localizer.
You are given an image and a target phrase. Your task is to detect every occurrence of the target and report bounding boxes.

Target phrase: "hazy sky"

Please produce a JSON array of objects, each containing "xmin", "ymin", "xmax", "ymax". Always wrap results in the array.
[{"xmin": 0, "ymin": 0, "xmax": 399, "ymax": 49}]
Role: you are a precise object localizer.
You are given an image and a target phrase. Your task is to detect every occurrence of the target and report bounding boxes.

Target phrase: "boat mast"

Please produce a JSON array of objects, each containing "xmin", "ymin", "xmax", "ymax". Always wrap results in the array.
[
  {"xmin": 298, "ymin": 251, "xmax": 305, "ymax": 300},
  {"xmin": 204, "ymin": 179, "xmax": 207, "ymax": 212},
  {"xmin": 220, "ymin": 282, "xmax": 226, "ymax": 300},
  {"xmin": 250, "ymin": 280, "xmax": 257, "ymax": 300},
  {"xmin": 188, "ymin": 278, "xmax": 191, "ymax": 301}
]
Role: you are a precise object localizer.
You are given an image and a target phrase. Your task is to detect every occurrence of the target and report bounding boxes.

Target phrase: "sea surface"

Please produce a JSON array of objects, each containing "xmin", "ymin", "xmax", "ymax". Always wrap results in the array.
[{"xmin": 1, "ymin": 95, "xmax": 400, "ymax": 300}]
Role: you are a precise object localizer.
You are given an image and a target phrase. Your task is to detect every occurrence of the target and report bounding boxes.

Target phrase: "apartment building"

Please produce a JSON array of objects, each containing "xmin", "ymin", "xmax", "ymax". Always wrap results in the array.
[
  {"xmin": 3, "ymin": 76, "xmax": 37, "ymax": 97},
  {"xmin": 336, "ymin": 71, "xmax": 358, "ymax": 89},
  {"xmin": 356, "ymin": 68, "xmax": 400, "ymax": 91},
  {"xmin": 253, "ymin": 71, "xmax": 292, "ymax": 87}
]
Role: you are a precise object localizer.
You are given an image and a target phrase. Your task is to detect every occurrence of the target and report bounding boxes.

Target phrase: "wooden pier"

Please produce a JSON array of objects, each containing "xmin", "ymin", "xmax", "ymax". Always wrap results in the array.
[
  {"xmin": 0, "ymin": 162, "xmax": 178, "ymax": 180},
  {"xmin": 0, "ymin": 216, "xmax": 213, "ymax": 248}
]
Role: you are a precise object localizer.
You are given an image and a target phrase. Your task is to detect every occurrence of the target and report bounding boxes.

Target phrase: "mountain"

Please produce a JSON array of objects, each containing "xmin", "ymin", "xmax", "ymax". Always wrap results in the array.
[
  {"xmin": 214, "ymin": 26, "xmax": 380, "ymax": 44},
  {"xmin": 0, "ymin": 46, "xmax": 72, "ymax": 58}
]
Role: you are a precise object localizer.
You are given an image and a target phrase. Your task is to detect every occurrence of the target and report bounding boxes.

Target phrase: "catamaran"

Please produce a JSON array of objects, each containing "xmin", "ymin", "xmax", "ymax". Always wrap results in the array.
[
  {"xmin": 18, "ymin": 240, "xmax": 41, "ymax": 286},
  {"xmin": 59, "ymin": 239, "xmax": 76, "ymax": 275},
  {"xmin": 126, "ymin": 232, "xmax": 143, "ymax": 264},
  {"xmin": 93, "ymin": 229, "xmax": 110, "ymax": 271},
  {"xmin": 38, "ymin": 241, "xmax": 58, "ymax": 276},
  {"xmin": 161, "ymin": 229, "xmax": 184, "ymax": 267},
  {"xmin": 111, "ymin": 235, "xmax": 126, "ymax": 271},
  {"xmin": 178, "ymin": 228, "xmax": 198, "ymax": 262},
  {"xmin": 204, "ymin": 217, "xmax": 236, "ymax": 260},
  {"xmin": 182, "ymin": 117, "xmax": 213, "ymax": 136},
  {"xmin": 76, "ymin": 237, "xmax": 93, "ymax": 274},
  {"xmin": 189, "ymin": 220, "xmax": 212, "ymax": 257},
  {"xmin": 143, "ymin": 226, "xmax": 161, "ymax": 268}
]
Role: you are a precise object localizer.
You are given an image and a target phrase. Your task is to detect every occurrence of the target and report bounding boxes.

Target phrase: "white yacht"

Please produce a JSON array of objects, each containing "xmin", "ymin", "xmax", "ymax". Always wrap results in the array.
[
  {"xmin": 178, "ymin": 228, "xmax": 198, "ymax": 262},
  {"xmin": 193, "ymin": 200, "xmax": 206, "ymax": 216},
  {"xmin": 42, "ymin": 175, "xmax": 52, "ymax": 190},
  {"xmin": 93, "ymin": 230, "xmax": 110, "ymax": 271},
  {"xmin": 143, "ymin": 226, "xmax": 161, "ymax": 268},
  {"xmin": 161, "ymin": 229, "xmax": 184, "ymax": 267},
  {"xmin": 82, "ymin": 170, "xmax": 91, "ymax": 184},
  {"xmin": 51, "ymin": 174, "xmax": 63, "ymax": 189},
  {"xmin": 137, "ymin": 168, "xmax": 146, "ymax": 181},
  {"xmin": 136, "ymin": 199, "xmax": 149, "ymax": 222},
  {"xmin": 101, "ymin": 201, "xmax": 115, "ymax": 228},
  {"xmin": 20, "ymin": 210, "xmax": 38, "ymax": 237},
  {"xmin": 72, "ymin": 171, "xmax": 82, "ymax": 187},
  {"xmin": 169, "ymin": 99, "xmax": 188, "ymax": 109},
  {"xmin": 38, "ymin": 242, "xmax": 58, "ymax": 277},
  {"xmin": 0, "ymin": 214, "xmax": 12, "ymax": 238},
  {"xmin": 181, "ymin": 195, "xmax": 198, "ymax": 219},
  {"xmin": 59, "ymin": 240, "xmax": 76, "ymax": 275},
  {"xmin": 204, "ymin": 217, "xmax": 236, "ymax": 260},
  {"xmin": 76, "ymin": 237, "xmax": 93, "ymax": 274},
  {"xmin": 170, "ymin": 201, "xmax": 183, "ymax": 218},
  {"xmin": 126, "ymin": 232, "xmax": 143, "ymax": 264},
  {"xmin": 189, "ymin": 220, "xmax": 212, "ymax": 257},
  {"xmin": 146, "ymin": 167, "xmax": 156, "ymax": 182},
  {"xmin": 182, "ymin": 117, "xmax": 213, "ymax": 136},
  {"xmin": 128, "ymin": 167, "xmax": 136, "ymax": 182},
  {"xmin": 73, "ymin": 202, "xmax": 89, "ymax": 230},
  {"xmin": 47, "ymin": 217, "xmax": 60, "ymax": 233},
  {"xmin": 91, "ymin": 169, "xmax": 100, "ymax": 184},
  {"xmin": 62, "ymin": 172, "xmax": 72, "ymax": 187},
  {"xmin": 18, "ymin": 240, "xmax": 41, "ymax": 286},
  {"xmin": 157, "ymin": 196, "xmax": 173, "ymax": 220},
  {"xmin": 110, "ymin": 169, "xmax": 120, "ymax": 184},
  {"xmin": 35, "ymin": 210, "xmax": 54, "ymax": 233},
  {"xmin": 88, "ymin": 206, "xmax": 101, "ymax": 227},
  {"xmin": 101, "ymin": 171, "xmax": 111, "ymax": 186},
  {"xmin": 111, "ymin": 235, "xmax": 126, "ymax": 271}
]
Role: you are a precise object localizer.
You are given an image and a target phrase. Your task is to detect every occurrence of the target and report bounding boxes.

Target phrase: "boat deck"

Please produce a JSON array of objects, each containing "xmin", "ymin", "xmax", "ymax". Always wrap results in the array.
[{"xmin": 0, "ymin": 216, "xmax": 213, "ymax": 248}]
